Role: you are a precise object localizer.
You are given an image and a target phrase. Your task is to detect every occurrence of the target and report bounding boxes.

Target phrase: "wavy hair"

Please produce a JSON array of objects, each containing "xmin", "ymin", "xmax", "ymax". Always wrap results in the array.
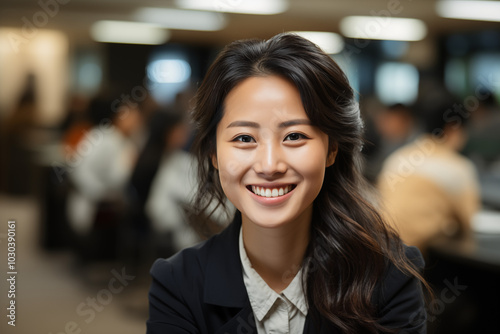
[{"xmin": 191, "ymin": 33, "xmax": 427, "ymax": 333}]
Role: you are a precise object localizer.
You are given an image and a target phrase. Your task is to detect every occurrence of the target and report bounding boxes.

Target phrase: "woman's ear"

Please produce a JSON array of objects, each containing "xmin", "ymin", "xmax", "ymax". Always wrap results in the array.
[
  {"xmin": 326, "ymin": 145, "xmax": 338, "ymax": 167},
  {"xmin": 211, "ymin": 154, "xmax": 218, "ymax": 170}
]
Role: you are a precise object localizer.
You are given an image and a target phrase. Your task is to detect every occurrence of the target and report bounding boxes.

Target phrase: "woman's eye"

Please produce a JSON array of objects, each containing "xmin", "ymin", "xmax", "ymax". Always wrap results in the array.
[
  {"xmin": 234, "ymin": 135, "xmax": 254, "ymax": 143},
  {"xmin": 285, "ymin": 133, "xmax": 306, "ymax": 141}
]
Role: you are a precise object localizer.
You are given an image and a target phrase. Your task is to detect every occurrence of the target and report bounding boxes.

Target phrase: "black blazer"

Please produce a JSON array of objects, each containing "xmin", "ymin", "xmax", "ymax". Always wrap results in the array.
[{"xmin": 147, "ymin": 214, "xmax": 427, "ymax": 333}]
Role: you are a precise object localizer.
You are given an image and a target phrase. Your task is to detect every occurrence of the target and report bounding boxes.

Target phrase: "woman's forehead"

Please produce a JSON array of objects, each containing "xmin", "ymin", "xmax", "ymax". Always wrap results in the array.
[{"xmin": 220, "ymin": 76, "xmax": 309, "ymax": 125}]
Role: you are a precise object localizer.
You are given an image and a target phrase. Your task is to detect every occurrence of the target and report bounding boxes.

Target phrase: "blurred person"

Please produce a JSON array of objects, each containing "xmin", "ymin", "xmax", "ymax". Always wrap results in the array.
[
  {"xmin": 145, "ymin": 110, "xmax": 233, "ymax": 254},
  {"xmin": 122, "ymin": 109, "xmax": 190, "ymax": 262},
  {"xmin": 129, "ymin": 110, "xmax": 185, "ymax": 219},
  {"xmin": 375, "ymin": 103, "xmax": 418, "ymax": 149},
  {"xmin": 0, "ymin": 74, "xmax": 38, "ymax": 195},
  {"xmin": 364, "ymin": 102, "xmax": 419, "ymax": 183},
  {"xmin": 59, "ymin": 94, "xmax": 92, "ymax": 158},
  {"xmin": 462, "ymin": 91, "xmax": 500, "ymax": 169},
  {"xmin": 173, "ymin": 87, "xmax": 197, "ymax": 152},
  {"xmin": 66, "ymin": 95, "xmax": 143, "ymax": 241},
  {"xmin": 378, "ymin": 91, "xmax": 481, "ymax": 252},
  {"xmin": 59, "ymin": 94, "xmax": 90, "ymax": 131},
  {"xmin": 359, "ymin": 95, "xmax": 384, "ymax": 160}
]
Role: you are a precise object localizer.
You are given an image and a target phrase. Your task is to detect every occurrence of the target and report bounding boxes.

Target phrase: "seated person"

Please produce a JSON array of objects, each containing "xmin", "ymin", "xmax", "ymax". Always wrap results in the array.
[
  {"xmin": 145, "ymin": 111, "xmax": 233, "ymax": 254},
  {"xmin": 67, "ymin": 96, "xmax": 143, "ymax": 235},
  {"xmin": 377, "ymin": 92, "xmax": 480, "ymax": 252}
]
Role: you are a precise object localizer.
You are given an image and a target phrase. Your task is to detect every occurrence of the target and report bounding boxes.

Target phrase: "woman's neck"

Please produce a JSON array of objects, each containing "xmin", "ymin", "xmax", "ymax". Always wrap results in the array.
[{"xmin": 241, "ymin": 207, "xmax": 312, "ymax": 293}]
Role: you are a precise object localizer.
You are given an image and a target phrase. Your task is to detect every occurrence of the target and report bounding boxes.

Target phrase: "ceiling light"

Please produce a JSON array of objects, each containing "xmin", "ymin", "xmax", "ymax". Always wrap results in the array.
[
  {"xmin": 291, "ymin": 31, "xmax": 344, "ymax": 54},
  {"xmin": 133, "ymin": 7, "xmax": 226, "ymax": 31},
  {"xmin": 90, "ymin": 21, "xmax": 169, "ymax": 45},
  {"xmin": 175, "ymin": 0, "xmax": 288, "ymax": 15},
  {"xmin": 340, "ymin": 16, "xmax": 427, "ymax": 41},
  {"xmin": 147, "ymin": 59, "xmax": 192, "ymax": 83},
  {"xmin": 436, "ymin": 0, "xmax": 500, "ymax": 22}
]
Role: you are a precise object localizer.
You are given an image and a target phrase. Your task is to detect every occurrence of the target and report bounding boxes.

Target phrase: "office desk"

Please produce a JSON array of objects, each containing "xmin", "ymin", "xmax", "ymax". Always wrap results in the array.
[{"xmin": 426, "ymin": 217, "xmax": 500, "ymax": 334}]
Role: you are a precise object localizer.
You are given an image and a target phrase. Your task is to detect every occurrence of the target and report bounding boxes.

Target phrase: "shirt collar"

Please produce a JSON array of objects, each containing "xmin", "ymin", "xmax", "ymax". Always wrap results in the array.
[{"xmin": 238, "ymin": 227, "xmax": 308, "ymax": 321}]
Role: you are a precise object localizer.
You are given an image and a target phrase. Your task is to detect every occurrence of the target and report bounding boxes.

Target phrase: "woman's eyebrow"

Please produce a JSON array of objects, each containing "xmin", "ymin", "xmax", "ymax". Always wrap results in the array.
[
  {"xmin": 226, "ymin": 119, "xmax": 311, "ymax": 129},
  {"xmin": 278, "ymin": 119, "xmax": 312, "ymax": 128},
  {"xmin": 227, "ymin": 121, "xmax": 260, "ymax": 128}
]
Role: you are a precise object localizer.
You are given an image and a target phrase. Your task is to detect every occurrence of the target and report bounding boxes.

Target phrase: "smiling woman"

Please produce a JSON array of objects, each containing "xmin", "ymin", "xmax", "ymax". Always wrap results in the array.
[
  {"xmin": 146, "ymin": 33, "xmax": 429, "ymax": 334},
  {"xmin": 215, "ymin": 76, "xmax": 335, "ymax": 234}
]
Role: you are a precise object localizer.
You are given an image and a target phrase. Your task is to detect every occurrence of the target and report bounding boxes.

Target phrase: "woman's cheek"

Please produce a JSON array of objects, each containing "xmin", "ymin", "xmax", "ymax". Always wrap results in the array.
[
  {"xmin": 288, "ymin": 146, "xmax": 327, "ymax": 170},
  {"xmin": 218, "ymin": 149, "xmax": 255, "ymax": 178},
  {"xmin": 288, "ymin": 147, "xmax": 327, "ymax": 184}
]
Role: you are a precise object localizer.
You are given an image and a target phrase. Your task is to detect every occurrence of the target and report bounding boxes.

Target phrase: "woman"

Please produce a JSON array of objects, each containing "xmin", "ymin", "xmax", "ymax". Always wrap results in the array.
[{"xmin": 147, "ymin": 33, "xmax": 428, "ymax": 333}]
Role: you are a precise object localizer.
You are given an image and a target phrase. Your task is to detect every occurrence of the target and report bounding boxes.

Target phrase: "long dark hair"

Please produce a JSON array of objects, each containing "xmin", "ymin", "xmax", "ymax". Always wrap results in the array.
[{"xmin": 191, "ymin": 33, "xmax": 427, "ymax": 333}]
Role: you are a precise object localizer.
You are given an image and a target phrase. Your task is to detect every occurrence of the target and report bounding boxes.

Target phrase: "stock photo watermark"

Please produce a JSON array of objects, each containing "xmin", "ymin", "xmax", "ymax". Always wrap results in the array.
[
  {"xmin": 223, "ymin": 312, "xmax": 256, "ymax": 334},
  {"xmin": 213, "ymin": 0, "xmax": 243, "ymax": 11},
  {"xmin": 6, "ymin": 220, "xmax": 17, "ymax": 327},
  {"xmin": 7, "ymin": 0, "xmax": 72, "ymax": 53},
  {"xmin": 407, "ymin": 276, "xmax": 468, "ymax": 327},
  {"xmin": 48, "ymin": 267, "xmax": 135, "ymax": 334}
]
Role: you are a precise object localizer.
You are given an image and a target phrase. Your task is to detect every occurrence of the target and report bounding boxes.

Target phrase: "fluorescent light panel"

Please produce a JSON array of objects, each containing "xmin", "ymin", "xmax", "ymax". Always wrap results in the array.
[
  {"xmin": 90, "ymin": 21, "xmax": 169, "ymax": 45},
  {"xmin": 436, "ymin": 0, "xmax": 500, "ymax": 22},
  {"xmin": 291, "ymin": 31, "xmax": 344, "ymax": 54},
  {"xmin": 175, "ymin": 0, "xmax": 288, "ymax": 15},
  {"xmin": 133, "ymin": 8, "xmax": 226, "ymax": 31},
  {"xmin": 340, "ymin": 16, "xmax": 427, "ymax": 41},
  {"xmin": 376, "ymin": 62, "xmax": 419, "ymax": 105},
  {"xmin": 147, "ymin": 59, "xmax": 192, "ymax": 83}
]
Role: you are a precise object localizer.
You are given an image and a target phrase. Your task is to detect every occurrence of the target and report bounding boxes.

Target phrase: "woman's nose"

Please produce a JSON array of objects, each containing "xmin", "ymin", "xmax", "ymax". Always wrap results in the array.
[{"xmin": 253, "ymin": 142, "xmax": 287, "ymax": 176}]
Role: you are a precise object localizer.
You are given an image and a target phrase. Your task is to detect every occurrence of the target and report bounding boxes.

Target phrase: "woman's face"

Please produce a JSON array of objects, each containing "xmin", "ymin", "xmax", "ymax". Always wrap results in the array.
[{"xmin": 214, "ymin": 75, "xmax": 336, "ymax": 229}]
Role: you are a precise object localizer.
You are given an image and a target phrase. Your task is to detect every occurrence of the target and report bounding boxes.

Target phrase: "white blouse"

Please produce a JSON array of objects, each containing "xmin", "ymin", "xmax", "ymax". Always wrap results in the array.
[{"xmin": 239, "ymin": 228, "xmax": 308, "ymax": 334}]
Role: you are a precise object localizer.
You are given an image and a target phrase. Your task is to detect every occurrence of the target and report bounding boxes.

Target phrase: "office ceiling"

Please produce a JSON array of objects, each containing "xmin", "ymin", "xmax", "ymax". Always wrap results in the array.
[{"xmin": 0, "ymin": 0, "xmax": 498, "ymax": 46}]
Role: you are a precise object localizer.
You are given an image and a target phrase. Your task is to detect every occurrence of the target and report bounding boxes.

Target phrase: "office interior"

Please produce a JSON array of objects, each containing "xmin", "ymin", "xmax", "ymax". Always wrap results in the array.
[{"xmin": 0, "ymin": 1, "xmax": 499, "ymax": 333}]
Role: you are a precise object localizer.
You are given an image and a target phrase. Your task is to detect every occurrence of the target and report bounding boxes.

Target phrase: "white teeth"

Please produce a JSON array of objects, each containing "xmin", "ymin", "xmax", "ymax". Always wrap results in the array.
[{"xmin": 251, "ymin": 185, "xmax": 293, "ymax": 198}]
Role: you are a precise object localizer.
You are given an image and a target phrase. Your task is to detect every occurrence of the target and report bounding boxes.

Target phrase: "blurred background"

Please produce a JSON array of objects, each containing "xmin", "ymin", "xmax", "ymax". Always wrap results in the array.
[{"xmin": 0, "ymin": 0, "xmax": 499, "ymax": 333}]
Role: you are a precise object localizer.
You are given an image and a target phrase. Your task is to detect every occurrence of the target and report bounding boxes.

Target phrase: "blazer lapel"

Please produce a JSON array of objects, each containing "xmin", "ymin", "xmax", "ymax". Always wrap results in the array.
[
  {"xmin": 203, "ymin": 212, "xmax": 249, "ymax": 308},
  {"xmin": 203, "ymin": 212, "xmax": 341, "ymax": 334},
  {"xmin": 203, "ymin": 212, "xmax": 259, "ymax": 333},
  {"xmin": 214, "ymin": 304, "xmax": 257, "ymax": 334}
]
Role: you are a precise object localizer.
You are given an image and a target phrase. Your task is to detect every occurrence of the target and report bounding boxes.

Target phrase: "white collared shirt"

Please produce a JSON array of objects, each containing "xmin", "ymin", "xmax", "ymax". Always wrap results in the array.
[{"xmin": 239, "ymin": 228, "xmax": 308, "ymax": 334}]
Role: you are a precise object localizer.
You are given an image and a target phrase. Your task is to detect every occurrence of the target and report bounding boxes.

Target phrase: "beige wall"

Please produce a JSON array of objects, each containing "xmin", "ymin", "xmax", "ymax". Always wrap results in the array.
[{"xmin": 0, "ymin": 28, "xmax": 68, "ymax": 126}]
